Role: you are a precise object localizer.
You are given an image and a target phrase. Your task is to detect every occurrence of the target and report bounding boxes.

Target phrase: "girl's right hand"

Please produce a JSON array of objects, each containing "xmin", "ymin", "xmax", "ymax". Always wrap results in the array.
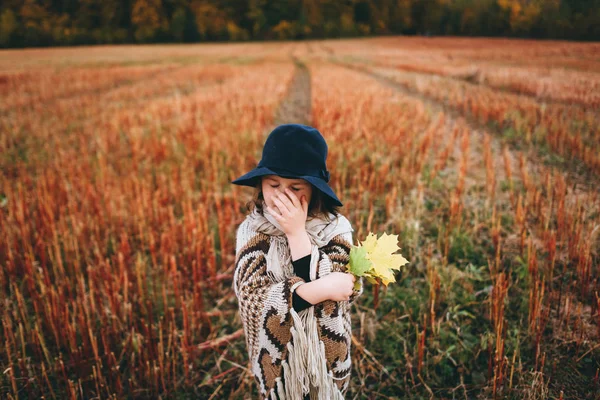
[{"xmin": 318, "ymin": 272, "xmax": 356, "ymax": 301}]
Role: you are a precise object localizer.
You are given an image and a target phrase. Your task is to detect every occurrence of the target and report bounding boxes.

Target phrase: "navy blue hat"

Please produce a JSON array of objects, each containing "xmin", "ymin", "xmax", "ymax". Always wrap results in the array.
[{"xmin": 231, "ymin": 124, "xmax": 343, "ymax": 207}]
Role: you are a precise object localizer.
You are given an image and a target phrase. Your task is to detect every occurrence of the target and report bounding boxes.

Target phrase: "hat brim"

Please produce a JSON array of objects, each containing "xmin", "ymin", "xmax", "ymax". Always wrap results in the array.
[{"xmin": 231, "ymin": 167, "xmax": 343, "ymax": 207}]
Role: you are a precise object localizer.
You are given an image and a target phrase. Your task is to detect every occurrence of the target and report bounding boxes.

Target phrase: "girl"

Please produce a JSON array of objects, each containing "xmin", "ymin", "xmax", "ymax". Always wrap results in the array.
[{"xmin": 231, "ymin": 124, "xmax": 363, "ymax": 400}]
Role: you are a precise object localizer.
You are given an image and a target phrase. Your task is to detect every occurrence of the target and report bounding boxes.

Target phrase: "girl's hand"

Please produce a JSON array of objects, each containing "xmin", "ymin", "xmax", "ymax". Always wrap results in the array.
[
  {"xmin": 266, "ymin": 188, "xmax": 308, "ymax": 237},
  {"xmin": 318, "ymin": 272, "xmax": 356, "ymax": 301}
]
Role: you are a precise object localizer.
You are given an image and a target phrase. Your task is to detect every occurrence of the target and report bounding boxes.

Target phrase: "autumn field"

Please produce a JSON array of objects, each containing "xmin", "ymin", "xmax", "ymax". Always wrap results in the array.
[{"xmin": 1, "ymin": 37, "xmax": 599, "ymax": 399}]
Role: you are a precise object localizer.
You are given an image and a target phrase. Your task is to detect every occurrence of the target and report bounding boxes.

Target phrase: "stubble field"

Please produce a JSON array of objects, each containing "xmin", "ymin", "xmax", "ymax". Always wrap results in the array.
[{"xmin": 1, "ymin": 37, "xmax": 599, "ymax": 399}]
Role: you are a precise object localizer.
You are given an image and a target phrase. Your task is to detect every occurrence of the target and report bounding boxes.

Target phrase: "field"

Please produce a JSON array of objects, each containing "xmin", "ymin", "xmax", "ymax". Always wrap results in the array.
[{"xmin": 1, "ymin": 37, "xmax": 599, "ymax": 399}]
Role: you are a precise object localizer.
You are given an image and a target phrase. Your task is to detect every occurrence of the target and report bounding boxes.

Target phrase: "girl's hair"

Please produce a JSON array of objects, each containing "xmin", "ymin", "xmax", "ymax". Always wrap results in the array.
[{"xmin": 245, "ymin": 177, "xmax": 341, "ymax": 221}]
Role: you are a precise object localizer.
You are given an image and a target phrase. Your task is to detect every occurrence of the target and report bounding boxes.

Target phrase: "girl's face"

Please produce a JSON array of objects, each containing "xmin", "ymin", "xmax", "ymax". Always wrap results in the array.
[{"xmin": 261, "ymin": 175, "xmax": 313, "ymax": 215}]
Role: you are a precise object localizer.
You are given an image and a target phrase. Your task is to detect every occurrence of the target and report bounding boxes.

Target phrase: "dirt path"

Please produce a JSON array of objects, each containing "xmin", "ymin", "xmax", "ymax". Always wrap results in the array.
[
  {"xmin": 332, "ymin": 56, "xmax": 600, "ymax": 256},
  {"xmin": 272, "ymin": 57, "xmax": 312, "ymax": 127},
  {"xmin": 331, "ymin": 59, "xmax": 600, "ymax": 195}
]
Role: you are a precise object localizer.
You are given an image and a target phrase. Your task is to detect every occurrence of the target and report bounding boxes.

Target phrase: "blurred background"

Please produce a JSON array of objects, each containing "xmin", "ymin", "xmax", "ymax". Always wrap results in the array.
[{"xmin": 1, "ymin": 0, "xmax": 599, "ymax": 48}]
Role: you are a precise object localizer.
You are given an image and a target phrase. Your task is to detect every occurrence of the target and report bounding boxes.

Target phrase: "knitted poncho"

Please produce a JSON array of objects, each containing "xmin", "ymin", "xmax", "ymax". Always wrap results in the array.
[{"xmin": 233, "ymin": 208, "xmax": 363, "ymax": 400}]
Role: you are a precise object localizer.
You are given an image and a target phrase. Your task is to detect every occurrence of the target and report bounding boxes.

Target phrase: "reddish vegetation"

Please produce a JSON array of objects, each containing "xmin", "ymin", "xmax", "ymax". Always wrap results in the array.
[{"xmin": 1, "ymin": 38, "xmax": 598, "ymax": 398}]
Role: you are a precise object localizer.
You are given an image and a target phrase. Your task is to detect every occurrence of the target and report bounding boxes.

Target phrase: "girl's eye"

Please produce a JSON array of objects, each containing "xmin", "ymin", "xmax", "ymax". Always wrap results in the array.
[{"xmin": 270, "ymin": 185, "xmax": 300, "ymax": 191}]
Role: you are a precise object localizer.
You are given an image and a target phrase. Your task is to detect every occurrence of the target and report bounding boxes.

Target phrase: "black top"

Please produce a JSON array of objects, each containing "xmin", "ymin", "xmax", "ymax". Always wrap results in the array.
[
  {"xmin": 291, "ymin": 254, "xmax": 313, "ymax": 312},
  {"xmin": 292, "ymin": 253, "xmax": 312, "ymax": 282}
]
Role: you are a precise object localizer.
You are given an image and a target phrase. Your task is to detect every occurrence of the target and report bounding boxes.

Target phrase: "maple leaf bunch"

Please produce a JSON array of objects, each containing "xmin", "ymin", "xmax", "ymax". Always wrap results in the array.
[{"xmin": 348, "ymin": 232, "xmax": 409, "ymax": 288}]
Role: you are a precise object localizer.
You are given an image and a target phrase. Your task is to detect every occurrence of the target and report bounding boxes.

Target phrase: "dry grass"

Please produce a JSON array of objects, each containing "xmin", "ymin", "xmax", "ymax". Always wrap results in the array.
[{"xmin": 1, "ymin": 37, "xmax": 598, "ymax": 399}]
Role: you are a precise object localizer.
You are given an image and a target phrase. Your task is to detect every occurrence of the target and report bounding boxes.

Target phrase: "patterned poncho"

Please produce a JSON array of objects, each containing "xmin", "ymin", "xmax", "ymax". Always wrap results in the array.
[{"xmin": 232, "ymin": 208, "xmax": 363, "ymax": 399}]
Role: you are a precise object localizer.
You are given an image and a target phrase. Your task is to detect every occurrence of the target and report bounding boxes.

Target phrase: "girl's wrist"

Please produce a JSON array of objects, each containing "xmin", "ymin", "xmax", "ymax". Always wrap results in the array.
[
  {"xmin": 286, "ymin": 228, "xmax": 307, "ymax": 240},
  {"xmin": 287, "ymin": 230, "xmax": 312, "ymax": 261}
]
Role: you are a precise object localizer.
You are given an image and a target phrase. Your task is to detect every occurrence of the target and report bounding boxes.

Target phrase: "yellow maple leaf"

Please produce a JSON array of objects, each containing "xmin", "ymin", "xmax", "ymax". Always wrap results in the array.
[
  {"xmin": 360, "ymin": 232, "xmax": 378, "ymax": 253},
  {"xmin": 360, "ymin": 232, "xmax": 409, "ymax": 286}
]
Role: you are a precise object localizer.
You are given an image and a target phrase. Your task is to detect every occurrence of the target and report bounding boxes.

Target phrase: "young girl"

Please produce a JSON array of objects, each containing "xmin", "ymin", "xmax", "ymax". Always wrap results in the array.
[{"xmin": 231, "ymin": 124, "xmax": 363, "ymax": 400}]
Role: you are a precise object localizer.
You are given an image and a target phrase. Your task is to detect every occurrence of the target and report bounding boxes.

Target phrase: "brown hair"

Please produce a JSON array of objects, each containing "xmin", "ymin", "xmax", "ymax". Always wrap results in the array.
[{"xmin": 244, "ymin": 178, "xmax": 341, "ymax": 222}]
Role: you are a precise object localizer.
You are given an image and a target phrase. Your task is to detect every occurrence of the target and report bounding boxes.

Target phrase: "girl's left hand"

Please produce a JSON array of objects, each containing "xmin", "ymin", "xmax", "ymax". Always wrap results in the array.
[{"xmin": 266, "ymin": 188, "xmax": 308, "ymax": 237}]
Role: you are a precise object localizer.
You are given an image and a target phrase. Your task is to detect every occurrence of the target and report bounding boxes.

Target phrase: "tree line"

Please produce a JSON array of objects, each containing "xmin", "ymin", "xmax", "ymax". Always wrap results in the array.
[{"xmin": 1, "ymin": 0, "xmax": 599, "ymax": 48}]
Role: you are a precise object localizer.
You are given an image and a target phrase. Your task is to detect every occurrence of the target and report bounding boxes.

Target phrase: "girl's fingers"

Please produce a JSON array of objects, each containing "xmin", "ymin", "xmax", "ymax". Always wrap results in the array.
[
  {"xmin": 276, "ymin": 191, "xmax": 295, "ymax": 212},
  {"xmin": 273, "ymin": 196, "xmax": 291, "ymax": 215},
  {"xmin": 284, "ymin": 188, "xmax": 300, "ymax": 208},
  {"xmin": 266, "ymin": 206, "xmax": 281, "ymax": 218}
]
